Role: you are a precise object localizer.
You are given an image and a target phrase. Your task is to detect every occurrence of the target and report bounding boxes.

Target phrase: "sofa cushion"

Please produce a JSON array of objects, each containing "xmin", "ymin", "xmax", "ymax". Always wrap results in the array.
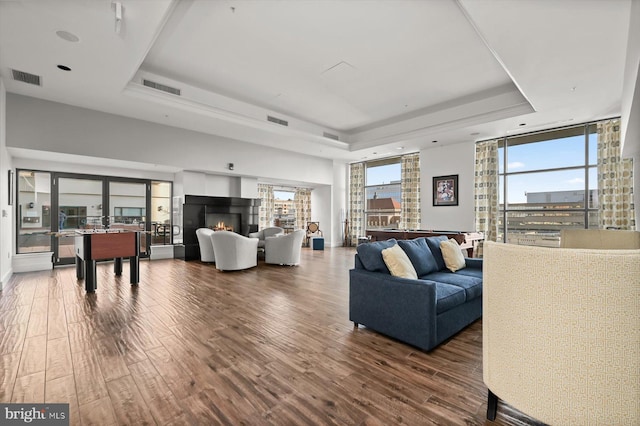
[
  {"xmin": 455, "ymin": 267, "xmax": 482, "ymax": 279},
  {"xmin": 356, "ymin": 239, "xmax": 397, "ymax": 273},
  {"xmin": 425, "ymin": 236, "xmax": 449, "ymax": 270},
  {"xmin": 397, "ymin": 238, "xmax": 438, "ymax": 276},
  {"xmin": 381, "ymin": 244, "xmax": 417, "ymax": 279},
  {"xmin": 424, "ymin": 271, "xmax": 483, "ymax": 301},
  {"xmin": 440, "ymin": 238, "xmax": 466, "ymax": 272},
  {"xmin": 435, "ymin": 282, "xmax": 467, "ymax": 314}
]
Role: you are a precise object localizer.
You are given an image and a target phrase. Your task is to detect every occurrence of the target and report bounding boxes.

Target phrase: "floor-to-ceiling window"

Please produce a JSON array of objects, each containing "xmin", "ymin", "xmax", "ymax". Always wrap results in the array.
[{"xmin": 498, "ymin": 123, "xmax": 598, "ymax": 246}]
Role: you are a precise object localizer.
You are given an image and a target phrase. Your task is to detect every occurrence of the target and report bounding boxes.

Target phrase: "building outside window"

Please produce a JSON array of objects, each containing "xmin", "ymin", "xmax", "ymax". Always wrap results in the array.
[
  {"xmin": 273, "ymin": 190, "xmax": 296, "ymax": 231},
  {"xmin": 498, "ymin": 123, "xmax": 598, "ymax": 247},
  {"xmin": 364, "ymin": 158, "xmax": 401, "ymax": 230}
]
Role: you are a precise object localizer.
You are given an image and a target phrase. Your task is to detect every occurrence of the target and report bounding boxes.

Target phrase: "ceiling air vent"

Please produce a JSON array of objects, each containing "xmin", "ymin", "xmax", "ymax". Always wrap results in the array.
[
  {"xmin": 267, "ymin": 115, "xmax": 288, "ymax": 127},
  {"xmin": 11, "ymin": 69, "xmax": 41, "ymax": 86},
  {"xmin": 142, "ymin": 79, "xmax": 181, "ymax": 96},
  {"xmin": 323, "ymin": 131, "xmax": 340, "ymax": 141}
]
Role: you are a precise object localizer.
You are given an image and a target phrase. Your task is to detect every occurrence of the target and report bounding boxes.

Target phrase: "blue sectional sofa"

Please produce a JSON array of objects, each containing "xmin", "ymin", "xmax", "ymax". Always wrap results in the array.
[{"xmin": 349, "ymin": 236, "xmax": 483, "ymax": 351}]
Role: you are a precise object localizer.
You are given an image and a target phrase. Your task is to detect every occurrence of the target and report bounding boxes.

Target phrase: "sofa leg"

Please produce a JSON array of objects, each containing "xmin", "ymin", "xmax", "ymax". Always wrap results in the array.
[
  {"xmin": 353, "ymin": 322, "xmax": 359, "ymax": 329},
  {"xmin": 487, "ymin": 389, "xmax": 498, "ymax": 421}
]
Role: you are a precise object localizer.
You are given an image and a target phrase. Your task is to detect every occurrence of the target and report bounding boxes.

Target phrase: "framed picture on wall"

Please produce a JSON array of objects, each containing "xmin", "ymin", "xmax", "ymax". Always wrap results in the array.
[{"xmin": 433, "ymin": 175, "xmax": 458, "ymax": 206}]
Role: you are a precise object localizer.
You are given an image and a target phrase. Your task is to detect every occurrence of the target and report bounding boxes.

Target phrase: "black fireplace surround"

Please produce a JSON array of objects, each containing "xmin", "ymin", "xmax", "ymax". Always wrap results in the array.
[{"xmin": 181, "ymin": 195, "xmax": 260, "ymax": 261}]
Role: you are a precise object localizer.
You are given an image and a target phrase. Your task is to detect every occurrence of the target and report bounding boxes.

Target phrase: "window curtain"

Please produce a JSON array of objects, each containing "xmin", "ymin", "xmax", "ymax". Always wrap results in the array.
[
  {"xmin": 474, "ymin": 140, "xmax": 500, "ymax": 256},
  {"xmin": 257, "ymin": 184, "xmax": 274, "ymax": 229},
  {"xmin": 400, "ymin": 153, "xmax": 421, "ymax": 230},
  {"xmin": 294, "ymin": 188, "xmax": 311, "ymax": 231},
  {"xmin": 348, "ymin": 162, "xmax": 365, "ymax": 246},
  {"xmin": 597, "ymin": 119, "xmax": 635, "ymax": 230}
]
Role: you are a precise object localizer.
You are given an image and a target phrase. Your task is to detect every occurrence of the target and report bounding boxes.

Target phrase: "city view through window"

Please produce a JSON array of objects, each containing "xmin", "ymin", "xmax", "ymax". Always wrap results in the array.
[
  {"xmin": 273, "ymin": 190, "xmax": 296, "ymax": 231},
  {"xmin": 365, "ymin": 160, "xmax": 401, "ymax": 230},
  {"xmin": 359, "ymin": 122, "xmax": 600, "ymax": 247}
]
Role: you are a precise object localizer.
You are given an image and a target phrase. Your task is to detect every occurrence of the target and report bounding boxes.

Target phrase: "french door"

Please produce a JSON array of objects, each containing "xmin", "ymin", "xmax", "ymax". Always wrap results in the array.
[{"xmin": 53, "ymin": 174, "xmax": 151, "ymax": 265}]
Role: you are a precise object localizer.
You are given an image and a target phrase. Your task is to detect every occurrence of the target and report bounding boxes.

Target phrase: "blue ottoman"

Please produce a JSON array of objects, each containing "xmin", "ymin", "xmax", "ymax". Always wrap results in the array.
[{"xmin": 312, "ymin": 237, "xmax": 325, "ymax": 250}]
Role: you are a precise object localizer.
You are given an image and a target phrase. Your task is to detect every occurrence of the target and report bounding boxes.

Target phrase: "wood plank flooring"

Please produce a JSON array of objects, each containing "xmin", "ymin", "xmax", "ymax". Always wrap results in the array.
[{"xmin": 0, "ymin": 247, "xmax": 543, "ymax": 425}]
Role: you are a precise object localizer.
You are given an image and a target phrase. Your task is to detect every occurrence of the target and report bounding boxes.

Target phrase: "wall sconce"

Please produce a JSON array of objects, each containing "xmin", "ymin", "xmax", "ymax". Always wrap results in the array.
[{"xmin": 228, "ymin": 163, "xmax": 234, "ymax": 171}]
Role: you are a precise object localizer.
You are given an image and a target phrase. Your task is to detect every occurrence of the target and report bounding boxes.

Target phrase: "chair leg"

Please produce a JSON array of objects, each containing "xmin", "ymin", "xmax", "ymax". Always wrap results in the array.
[
  {"xmin": 353, "ymin": 322, "xmax": 359, "ymax": 329},
  {"xmin": 487, "ymin": 389, "xmax": 498, "ymax": 421}
]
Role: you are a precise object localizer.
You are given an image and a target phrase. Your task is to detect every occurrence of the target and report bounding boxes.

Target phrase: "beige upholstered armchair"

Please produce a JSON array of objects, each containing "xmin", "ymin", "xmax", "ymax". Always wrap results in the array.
[
  {"xmin": 560, "ymin": 228, "xmax": 640, "ymax": 249},
  {"xmin": 195, "ymin": 228, "xmax": 215, "ymax": 262},
  {"xmin": 483, "ymin": 240, "xmax": 640, "ymax": 425},
  {"xmin": 249, "ymin": 226, "xmax": 284, "ymax": 249},
  {"xmin": 210, "ymin": 231, "xmax": 259, "ymax": 271}
]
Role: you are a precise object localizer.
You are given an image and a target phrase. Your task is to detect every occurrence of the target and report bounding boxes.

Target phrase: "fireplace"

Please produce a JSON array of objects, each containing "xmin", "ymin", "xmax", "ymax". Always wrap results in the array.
[
  {"xmin": 206, "ymin": 213, "xmax": 240, "ymax": 232},
  {"xmin": 181, "ymin": 195, "xmax": 260, "ymax": 261}
]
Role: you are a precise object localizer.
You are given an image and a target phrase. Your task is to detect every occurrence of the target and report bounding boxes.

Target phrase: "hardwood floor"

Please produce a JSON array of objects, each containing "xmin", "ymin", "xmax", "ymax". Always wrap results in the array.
[{"xmin": 0, "ymin": 247, "xmax": 543, "ymax": 425}]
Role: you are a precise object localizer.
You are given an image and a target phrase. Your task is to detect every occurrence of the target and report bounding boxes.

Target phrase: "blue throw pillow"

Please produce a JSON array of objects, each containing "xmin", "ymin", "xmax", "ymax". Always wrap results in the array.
[
  {"xmin": 425, "ymin": 236, "xmax": 450, "ymax": 271},
  {"xmin": 356, "ymin": 238, "xmax": 397, "ymax": 273},
  {"xmin": 398, "ymin": 238, "xmax": 439, "ymax": 276}
]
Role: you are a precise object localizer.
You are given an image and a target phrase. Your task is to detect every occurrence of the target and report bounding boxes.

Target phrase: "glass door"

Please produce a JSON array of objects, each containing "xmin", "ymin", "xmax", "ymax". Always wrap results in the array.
[
  {"xmin": 109, "ymin": 181, "xmax": 149, "ymax": 256},
  {"xmin": 55, "ymin": 177, "xmax": 104, "ymax": 263}
]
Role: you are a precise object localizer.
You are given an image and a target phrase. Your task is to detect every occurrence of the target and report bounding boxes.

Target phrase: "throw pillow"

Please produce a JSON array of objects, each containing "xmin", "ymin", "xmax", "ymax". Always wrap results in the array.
[
  {"xmin": 440, "ymin": 238, "xmax": 466, "ymax": 272},
  {"xmin": 397, "ymin": 238, "xmax": 438, "ymax": 276},
  {"xmin": 356, "ymin": 238, "xmax": 397, "ymax": 273},
  {"xmin": 381, "ymin": 244, "xmax": 418, "ymax": 279}
]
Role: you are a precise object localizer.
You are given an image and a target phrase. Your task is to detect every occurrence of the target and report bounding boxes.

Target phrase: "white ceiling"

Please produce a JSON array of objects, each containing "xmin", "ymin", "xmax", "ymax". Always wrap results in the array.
[{"xmin": 0, "ymin": 0, "xmax": 633, "ymax": 166}]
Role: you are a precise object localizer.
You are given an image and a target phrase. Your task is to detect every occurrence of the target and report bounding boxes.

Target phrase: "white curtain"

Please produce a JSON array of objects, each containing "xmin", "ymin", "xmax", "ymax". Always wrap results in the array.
[
  {"xmin": 257, "ymin": 184, "xmax": 274, "ymax": 229},
  {"xmin": 400, "ymin": 153, "xmax": 421, "ymax": 230},
  {"xmin": 348, "ymin": 162, "xmax": 365, "ymax": 246},
  {"xmin": 294, "ymin": 188, "xmax": 311, "ymax": 231},
  {"xmin": 597, "ymin": 119, "xmax": 635, "ymax": 230},
  {"xmin": 474, "ymin": 140, "xmax": 500, "ymax": 255}
]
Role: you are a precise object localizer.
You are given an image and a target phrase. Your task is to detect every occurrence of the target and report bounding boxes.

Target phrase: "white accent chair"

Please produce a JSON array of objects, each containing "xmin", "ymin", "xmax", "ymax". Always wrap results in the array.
[
  {"xmin": 195, "ymin": 228, "xmax": 215, "ymax": 262},
  {"xmin": 265, "ymin": 229, "xmax": 305, "ymax": 265},
  {"xmin": 249, "ymin": 226, "xmax": 284, "ymax": 249},
  {"xmin": 483, "ymin": 240, "xmax": 640, "ymax": 424},
  {"xmin": 210, "ymin": 231, "xmax": 259, "ymax": 271}
]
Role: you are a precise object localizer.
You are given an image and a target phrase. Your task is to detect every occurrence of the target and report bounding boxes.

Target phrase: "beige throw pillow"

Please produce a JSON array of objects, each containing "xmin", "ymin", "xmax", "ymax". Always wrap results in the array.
[
  {"xmin": 381, "ymin": 244, "xmax": 418, "ymax": 279},
  {"xmin": 440, "ymin": 238, "xmax": 466, "ymax": 272}
]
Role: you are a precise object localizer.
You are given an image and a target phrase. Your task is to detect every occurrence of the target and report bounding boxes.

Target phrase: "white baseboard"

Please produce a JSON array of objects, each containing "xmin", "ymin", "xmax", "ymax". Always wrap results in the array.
[
  {"xmin": 13, "ymin": 252, "xmax": 53, "ymax": 273},
  {"xmin": 0, "ymin": 267, "xmax": 13, "ymax": 290},
  {"xmin": 150, "ymin": 245, "xmax": 174, "ymax": 260}
]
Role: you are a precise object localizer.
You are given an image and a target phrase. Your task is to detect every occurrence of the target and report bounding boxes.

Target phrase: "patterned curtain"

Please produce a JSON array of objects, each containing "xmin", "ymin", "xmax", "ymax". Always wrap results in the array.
[
  {"xmin": 348, "ymin": 162, "xmax": 365, "ymax": 246},
  {"xmin": 294, "ymin": 188, "xmax": 311, "ymax": 231},
  {"xmin": 257, "ymin": 184, "xmax": 274, "ymax": 229},
  {"xmin": 474, "ymin": 140, "xmax": 500, "ymax": 256},
  {"xmin": 400, "ymin": 153, "xmax": 421, "ymax": 230},
  {"xmin": 597, "ymin": 119, "xmax": 635, "ymax": 230}
]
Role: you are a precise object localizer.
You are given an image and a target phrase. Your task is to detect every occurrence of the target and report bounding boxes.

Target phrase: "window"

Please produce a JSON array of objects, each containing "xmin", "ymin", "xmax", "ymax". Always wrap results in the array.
[
  {"xmin": 151, "ymin": 181, "xmax": 172, "ymax": 245},
  {"xmin": 364, "ymin": 158, "xmax": 401, "ymax": 230},
  {"xmin": 273, "ymin": 190, "xmax": 296, "ymax": 230},
  {"xmin": 498, "ymin": 124, "xmax": 598, "ymax": 247},
  {"xmin": 16, "ymin": 170, "xmax": 52, "ymax": 254}
]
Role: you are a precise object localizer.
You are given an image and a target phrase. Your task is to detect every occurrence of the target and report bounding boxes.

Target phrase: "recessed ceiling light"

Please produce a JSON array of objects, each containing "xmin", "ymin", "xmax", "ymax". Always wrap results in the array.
[
  {"xmin": 56, "ymin": 30, "xmax": 79, "ymax": 42},
  {"xmin": 396, "ymin": 146, "xmax": 404, "ymax": 150},
  {"xmin": 372, "ymin": 152, "xmax": 377, "ymax": 155},
  {"xmin": 57, "ymin": 65, "xmax": 71, "ymax": 71},
  {"xmin": 432, "ymin": 140, "xmax": 438, "ymax": 143},
  {"xmin": 519, "ymin": 123, "xmax": 526, "ymax": 126},
  {"xmin": 470, "ymin": 132, "xmax": 480, "ymax": 136}
]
